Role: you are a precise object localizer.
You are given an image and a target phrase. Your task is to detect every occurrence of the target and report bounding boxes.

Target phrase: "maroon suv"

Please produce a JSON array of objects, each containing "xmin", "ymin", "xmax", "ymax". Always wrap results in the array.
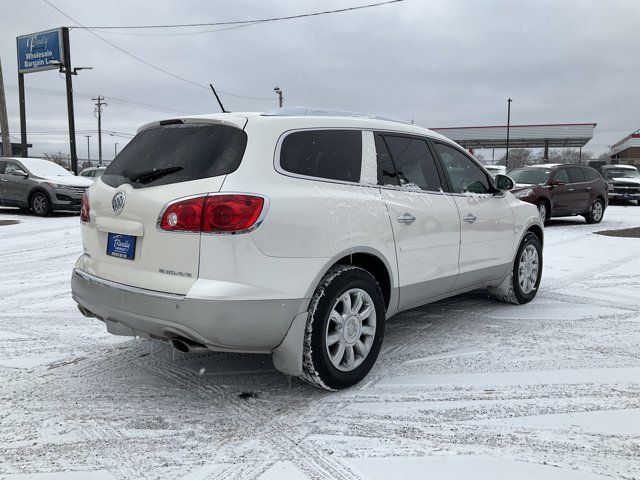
[{"xmin": 508, "ymin": 164, "xmax": 608, "ymax": 224}]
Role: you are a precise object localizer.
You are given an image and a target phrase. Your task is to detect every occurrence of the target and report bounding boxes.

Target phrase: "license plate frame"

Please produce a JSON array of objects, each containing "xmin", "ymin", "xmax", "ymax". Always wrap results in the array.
[{"xmin": 106, "ymin": 233, "xmax": 136, "ymax": 260}]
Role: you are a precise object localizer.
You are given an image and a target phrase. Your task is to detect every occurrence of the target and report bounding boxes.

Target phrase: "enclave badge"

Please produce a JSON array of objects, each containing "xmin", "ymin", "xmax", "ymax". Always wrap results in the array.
[{"xmin": 112, "ymin": 191, "xmax": 126, "ymax": 215}]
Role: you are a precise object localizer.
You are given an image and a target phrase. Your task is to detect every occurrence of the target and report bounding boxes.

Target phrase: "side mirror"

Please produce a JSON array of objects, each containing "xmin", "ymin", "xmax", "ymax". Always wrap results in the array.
[
  {"xmin": 494, "ymin": 174, "xmax": 514, "ymax": 191},
  {"xmin": 10, "ymin": 169, "xmax": 28, "ymax": 178}
]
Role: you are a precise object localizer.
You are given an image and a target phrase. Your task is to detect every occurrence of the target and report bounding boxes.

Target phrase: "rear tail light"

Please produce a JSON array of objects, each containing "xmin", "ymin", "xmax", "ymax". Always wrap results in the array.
[
  {"xmin": 80, "ymin": 192, "xmax": 90, "ymax": 223},
  {"xmin": 159, "ymin": 194, "xmax": 265, "ymax": 233}
]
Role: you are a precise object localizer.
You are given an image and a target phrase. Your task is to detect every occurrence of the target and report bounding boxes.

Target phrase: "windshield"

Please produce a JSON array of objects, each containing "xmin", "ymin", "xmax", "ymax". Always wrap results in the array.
[
  {"xmin": 603, "ymin": 168, "xmax": 640, "ymax": 180},
  {"xmin": 507, "ymin": 168, "xmax": 552, "ymax": 185},
  {"xmin": 102, "ymin": 123, "xmax": 247, "ymax": 189},
  {"xmin": 24, "ymin": 159, "xmax": 73, "ymax": 177}
]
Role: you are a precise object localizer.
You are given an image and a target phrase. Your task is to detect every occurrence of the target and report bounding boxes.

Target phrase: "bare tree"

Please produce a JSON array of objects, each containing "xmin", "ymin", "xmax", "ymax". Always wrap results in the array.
[
  {"xmin": 43, "ymin": 151, "xmax": 71, "ymax": 169},
  {"xmin": 500, "ymin": 148, "xmax": 534, "ymax": 168}
]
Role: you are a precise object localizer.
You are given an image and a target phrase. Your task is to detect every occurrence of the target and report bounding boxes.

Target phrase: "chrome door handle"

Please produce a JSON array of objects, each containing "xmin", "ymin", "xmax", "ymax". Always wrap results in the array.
[
  {"xmin": 586, "ymin": 186, "xmax": 592, "ymax": 190},
  {"xmin": 397, "ymin": 213, "xmax": 416, "ymax": 224},
  {"xmin": 463, "ymin": 214, "xmax": 477, "ymax": 223},
  {"xmin": 0, "ymin": 179, "xmax": 7, "ymax": 182},
  {"xmin": 568, "ymin": 188, "xmax": 574, "ymax": 191}
]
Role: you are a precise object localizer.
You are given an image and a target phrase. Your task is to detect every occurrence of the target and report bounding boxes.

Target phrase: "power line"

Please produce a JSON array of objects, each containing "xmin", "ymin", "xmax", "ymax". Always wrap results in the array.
[
  {"xmin": 41, "ymin": 0, "xmax": 275, "ymax": 101},
  {"xmin": 4, "ymin": 84, "xmax": 197, "ymax": 115},
  {"xmin": 80, "ymin": 1, "xmax": 405, "ymax": 30}
]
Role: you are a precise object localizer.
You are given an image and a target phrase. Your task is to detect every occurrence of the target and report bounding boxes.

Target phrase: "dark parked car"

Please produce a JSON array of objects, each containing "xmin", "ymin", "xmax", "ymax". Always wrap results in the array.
[
  {"xmin": 508, "ymin": 164, "xmax": 608, "ymax": 223},
  {"xmin": 0, "ymin": 157, "xmax": 92, "ymax": 216},
  {"xmin": 600, "ymin": 164, "xmax": 640, "ymax": 205}
]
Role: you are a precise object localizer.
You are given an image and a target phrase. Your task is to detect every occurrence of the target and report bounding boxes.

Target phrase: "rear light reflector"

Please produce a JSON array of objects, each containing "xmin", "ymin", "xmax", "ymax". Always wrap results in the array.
[
  {"xmin": 159, "ymin": 196, "xmax": 205, "ymax": 231},
  {"xmin": 80, "ymin": 192, "xmax": 90, "ymax": 223},
  {"xmin": 159, "ymin": 194, "xmax": 265, "ymax": 233}
]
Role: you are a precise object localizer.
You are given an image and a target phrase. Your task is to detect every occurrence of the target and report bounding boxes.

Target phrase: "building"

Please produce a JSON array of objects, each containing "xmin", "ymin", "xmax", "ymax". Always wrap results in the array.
[
  {"xmin": 611, "ymin": 130, "xmax": 640, "ymax": 167},
  {"xmin": 0, "ymin": 142, "xmax": 32, "ymax": 156}
]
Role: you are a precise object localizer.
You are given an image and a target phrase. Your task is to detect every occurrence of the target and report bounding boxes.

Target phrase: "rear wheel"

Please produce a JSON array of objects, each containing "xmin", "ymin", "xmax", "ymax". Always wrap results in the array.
[
  {"xmin": 585, "ymin": 198, "xmax": 604, "ymax": 224},
  {"xmin": 491, "ymin": 232, "xmax": 542, "ymax": 305},
  {"xmin": 30, "ymin": 192, "xmax": 51, "ymax": 217},
  {"xmin": 301, "ymin": 265, "xmax": 385, "ymax": 390}
]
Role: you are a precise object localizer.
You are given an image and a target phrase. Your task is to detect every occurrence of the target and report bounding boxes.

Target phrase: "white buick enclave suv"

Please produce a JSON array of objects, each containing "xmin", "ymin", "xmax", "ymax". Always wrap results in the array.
[{"xmin": 71, "ymin": 108, "xmax": 544, "ymax": 390}]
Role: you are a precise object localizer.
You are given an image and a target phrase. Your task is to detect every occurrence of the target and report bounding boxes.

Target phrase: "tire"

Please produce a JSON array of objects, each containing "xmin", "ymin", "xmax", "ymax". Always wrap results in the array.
[
  {"xmin": 301, "ymin": 265, "xmax": 385, "ymax": 390},
  {"xmin": 584, "ymin": 198, "xmax": 605, "ymax": 224},
  {"xmin": 30, "ymin": 191, "xmax": 52, "ymax": 217},
  {"xmin": 536, "ymin": 200, "xmax": 550, "ymax": 222},
  {"xmin": 492, "ymin": 232, "xmax": 543, "ymax": 305}
]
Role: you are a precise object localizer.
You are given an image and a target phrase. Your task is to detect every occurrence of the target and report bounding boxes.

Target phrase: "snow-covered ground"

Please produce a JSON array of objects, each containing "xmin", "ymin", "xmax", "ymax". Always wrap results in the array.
[{"xmin": 1, "ymin": 206, "xmax": 639, "ymax": 480}]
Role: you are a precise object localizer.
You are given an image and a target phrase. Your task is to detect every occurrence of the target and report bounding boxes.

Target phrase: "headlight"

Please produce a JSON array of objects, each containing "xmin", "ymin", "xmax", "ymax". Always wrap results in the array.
[
  {"xmin": 514, "ymin": 188, "xmax": 533, "ymax": 199},
  {"xmin": 45, "ymin": 182, "xmax": 61, "ymax": 189}
]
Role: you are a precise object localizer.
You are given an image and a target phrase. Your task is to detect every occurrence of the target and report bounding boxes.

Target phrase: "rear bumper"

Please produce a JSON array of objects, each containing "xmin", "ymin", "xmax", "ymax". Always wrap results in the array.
[{"xmin": 71, "ymin": 268, "xmax": 307, "ymax": 353}]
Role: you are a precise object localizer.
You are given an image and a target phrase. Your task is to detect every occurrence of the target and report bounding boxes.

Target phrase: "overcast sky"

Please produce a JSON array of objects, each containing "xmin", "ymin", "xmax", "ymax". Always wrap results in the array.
[{"xmin": 2, "ymin": 0, "xmax": 639, "ymax": 159}]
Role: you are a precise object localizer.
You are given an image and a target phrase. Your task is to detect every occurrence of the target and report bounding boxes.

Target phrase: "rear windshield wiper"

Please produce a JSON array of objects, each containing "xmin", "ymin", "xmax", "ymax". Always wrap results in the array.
[{"xmin": 122, "ymin": 166, "xmax": 183, "ymax": 184}]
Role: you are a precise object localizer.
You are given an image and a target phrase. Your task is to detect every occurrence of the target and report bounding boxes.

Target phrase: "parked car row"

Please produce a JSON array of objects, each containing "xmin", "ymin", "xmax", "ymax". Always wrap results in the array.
[{"xmin": 4, "ymin": 110, "xmax": 635, "ymax": 390}]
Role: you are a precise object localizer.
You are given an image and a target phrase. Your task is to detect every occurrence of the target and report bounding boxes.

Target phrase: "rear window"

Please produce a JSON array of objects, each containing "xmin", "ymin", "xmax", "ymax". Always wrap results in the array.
[
  {"xmin": 102, "ymin": 124, "xmax": 247, "ymax": 189},
  {"xmin": 279, "ymin": 130, "xmax": 362, "ymax": 182}
]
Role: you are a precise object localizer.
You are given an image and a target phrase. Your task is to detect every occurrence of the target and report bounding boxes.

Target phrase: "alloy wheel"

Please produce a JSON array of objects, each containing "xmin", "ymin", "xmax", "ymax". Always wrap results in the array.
[
  {"xmin": 325, "ymin": 288, "xmax": 377, "ymax": 372},
  {"xmin": 518, "ymin": 244, "xmax": 539, "ymax": 294}
]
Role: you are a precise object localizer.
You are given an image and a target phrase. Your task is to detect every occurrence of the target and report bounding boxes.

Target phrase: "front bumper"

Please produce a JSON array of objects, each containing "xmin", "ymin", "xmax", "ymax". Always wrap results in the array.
[
  {"xmin": 52, "ymin": 187, "xmax": 85, "ymax": 211},
  {"xmin": 71, "ymin": 269, "xmax": 306, "ymax": 353},
  {"xmin": 609, "ymin": 191, "xmax": 640, "ymax": 201}
]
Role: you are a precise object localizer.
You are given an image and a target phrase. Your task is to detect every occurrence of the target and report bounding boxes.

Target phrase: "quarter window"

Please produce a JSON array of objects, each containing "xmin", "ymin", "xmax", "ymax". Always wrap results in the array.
[
  {"xmin": 280, "ymin": 130, "xmax": 362, "ymax": 182},
  {"xmin": 435, "ymin": 142, "xmax": 490, "ymax": 194}
]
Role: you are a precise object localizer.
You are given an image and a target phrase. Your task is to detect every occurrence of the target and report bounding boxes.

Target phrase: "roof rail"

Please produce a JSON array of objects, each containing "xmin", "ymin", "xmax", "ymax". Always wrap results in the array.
[{"xmin": 262, "ymin": 106, "xmax": 409, "ymax": 125}]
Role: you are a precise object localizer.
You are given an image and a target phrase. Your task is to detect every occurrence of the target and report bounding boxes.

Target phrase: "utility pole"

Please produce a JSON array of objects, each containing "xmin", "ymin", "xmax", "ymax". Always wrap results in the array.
[
  {"xmin": 274, "ymin": 87, "xmax": 283, "ymax": 107},
  {"xmin": 505, "ymin": 98, "xmax": 512, "ymax": 171},
  {"xmin": 84, "ymin": 135, "xmax": 91, "ymax": 163},
  {"xmin": 114, "ymin": 142, "xmax": 118, "ymax": 157},
  {"xmin": 93, "ymin": 96, "xmax": 106, "ymax": 166},
  {"xmin": 0, "ymin": 57, "xmax": 11, "ymax": 157},
  {"xmin": 61, "ymin": 27, "xmax": 79, "ymax": 174}
]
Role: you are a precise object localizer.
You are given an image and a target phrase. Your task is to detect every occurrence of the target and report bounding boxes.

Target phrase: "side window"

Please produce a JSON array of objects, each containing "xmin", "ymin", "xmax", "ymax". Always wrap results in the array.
[
  {"xmin": 381, "ymin": 136, "xmax": 442, "ymax": 191},
  {"xmin": 568, "ymin": 167, "xmax": 586, "ymax": 183},
  {"xmin": 375, "ymin": 134, "xmax": 398, "ymax": 186},
  {"xmin": 434, "ymin": 142, "xmax": 490, "ymax": 194},
  {"xmin": 553, "ymin": 169, "xmax": 570, "ymax": 183},
  {"xmin": 280, "ymin": 130, "xmax": 362, "ymax": 182},
  {"xmin": 582, "ymin": 167, "xmax": 599, "ymax": 182},
  {"xmin": 5, "ymin": 162, "xmax": 22, "ymax": 175}
]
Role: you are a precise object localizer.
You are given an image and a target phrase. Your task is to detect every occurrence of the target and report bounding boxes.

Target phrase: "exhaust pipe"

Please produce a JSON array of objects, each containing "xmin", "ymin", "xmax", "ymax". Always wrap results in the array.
[
  {"xmin": 77, "ymin": 304, "xmax": 96, "ymax": 319},
  {"xmin": 169, "ymin": 337, "xmax": 209, "ymax": 354}
]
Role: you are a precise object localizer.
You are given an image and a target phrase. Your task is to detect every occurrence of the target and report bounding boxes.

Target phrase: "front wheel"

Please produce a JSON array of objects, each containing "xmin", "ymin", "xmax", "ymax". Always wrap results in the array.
[
  {"xmin": 536, "ymin": 200, "xmax": 550, "ymax": 222},
  {"xmin": 491, "ymin": 232, "xmax": 543, "ymax": 305},
  {"xmin": 584, "ymin": 198, "xmax": 605, "ymax": 224},
  {"xmin": 301, "ymin": 265, "xmax": 385, "ymax": 390},
  {"xmin": 30, "ymin": 192, "xmax": 51, "ymax": 217}
]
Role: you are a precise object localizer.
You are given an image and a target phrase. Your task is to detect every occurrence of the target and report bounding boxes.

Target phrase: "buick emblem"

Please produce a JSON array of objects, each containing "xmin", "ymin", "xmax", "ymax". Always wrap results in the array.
[{"xmin": 112, "ymin": 191, "xmax": 126, "ymax": 215}]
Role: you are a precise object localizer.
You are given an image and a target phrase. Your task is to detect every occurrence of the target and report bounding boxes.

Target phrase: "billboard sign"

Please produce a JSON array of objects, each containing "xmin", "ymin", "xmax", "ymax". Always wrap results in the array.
[{"xmin": 17, "ymin": 28, "xmax": 64, "ymax": 74}]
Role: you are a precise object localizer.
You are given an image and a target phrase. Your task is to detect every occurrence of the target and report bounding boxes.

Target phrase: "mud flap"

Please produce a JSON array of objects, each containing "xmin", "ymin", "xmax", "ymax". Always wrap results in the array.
[{"xmin": 272, "ymin": 311, "xmax": 308, "ymax": 376}]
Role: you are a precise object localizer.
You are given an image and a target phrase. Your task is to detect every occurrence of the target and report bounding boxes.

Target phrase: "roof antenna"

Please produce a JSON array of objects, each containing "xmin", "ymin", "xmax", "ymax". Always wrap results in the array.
[{"xmin": 209, "ymin": 83, "xmax": 228, "ymax": 113}]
